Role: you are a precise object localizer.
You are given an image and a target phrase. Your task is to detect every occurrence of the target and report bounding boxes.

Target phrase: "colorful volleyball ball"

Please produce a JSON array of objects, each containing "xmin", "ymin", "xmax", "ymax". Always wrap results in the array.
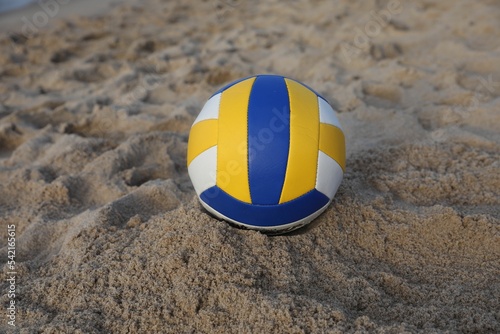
[{"xmin": 187, "ymin": 74, "xmax": 345, "ymax": 233}]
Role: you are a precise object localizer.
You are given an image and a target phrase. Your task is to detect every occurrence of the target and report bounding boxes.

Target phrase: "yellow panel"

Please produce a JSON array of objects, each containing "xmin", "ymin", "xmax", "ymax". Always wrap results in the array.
[
  {"xmin": 279, "ymin": 79, "xmax": 319, "ymax": 203},
  {"xmin": 217, "ymin": 77, "xmax": 256, "ymax": 203},
  {"xmin": 187, "ymin": 119, "xmax": 218, "ymax": 166},
  {"xmin": 319, "ymin": 123, "xmax": 346, "ymax": 171}
]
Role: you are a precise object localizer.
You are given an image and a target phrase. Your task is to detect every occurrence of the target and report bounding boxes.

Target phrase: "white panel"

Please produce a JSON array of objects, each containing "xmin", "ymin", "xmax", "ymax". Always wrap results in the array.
[
  {"xmin": 318, "ymin": 97, "xmax": 342, "ymax": 130},
  {"xmin": 192, "ymin": 93, "xmax": 221, "ymax": 126},
  {"xmin": 188, "ymin": 146, "xmax": 217, "ymax": 195},
  {"xmin": 315, "ymin": 151, "xmax": 343, "ymax": 200}
]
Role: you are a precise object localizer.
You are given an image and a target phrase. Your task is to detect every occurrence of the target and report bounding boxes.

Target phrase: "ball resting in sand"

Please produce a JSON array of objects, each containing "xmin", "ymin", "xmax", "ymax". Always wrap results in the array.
[{"xmin": 187, "ymin": 75, "xmax": 345, "ymax": 233}]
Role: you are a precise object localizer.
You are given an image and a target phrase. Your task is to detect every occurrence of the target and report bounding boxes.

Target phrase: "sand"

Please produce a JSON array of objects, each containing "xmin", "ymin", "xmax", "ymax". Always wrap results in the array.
[{"xmin": 0, "ymin": 0, "xmax": 499, "ymax": 332}]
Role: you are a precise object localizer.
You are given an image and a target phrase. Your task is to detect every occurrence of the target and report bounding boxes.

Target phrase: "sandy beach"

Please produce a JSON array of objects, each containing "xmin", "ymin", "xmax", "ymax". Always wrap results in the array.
[{"xmin": 0, "ymin": 0, "xmax": 499, "ymax": 332}]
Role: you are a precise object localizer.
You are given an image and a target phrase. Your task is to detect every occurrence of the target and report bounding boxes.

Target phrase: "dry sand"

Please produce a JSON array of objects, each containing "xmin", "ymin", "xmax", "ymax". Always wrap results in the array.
[{"xmin": 0, "ymin": 0, "xmax": 499, "ymax": 332}]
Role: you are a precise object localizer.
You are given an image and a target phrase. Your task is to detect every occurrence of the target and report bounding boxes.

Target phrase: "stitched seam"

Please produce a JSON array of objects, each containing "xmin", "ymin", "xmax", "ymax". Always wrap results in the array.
[
  {"xmin": 215, "ymin": 89, "xmax": 223, "ymax": 186},
  {"xmin": 209, "ymin": 185, "xmax": 323, "ymax": 207},
  {"xmin": 246, "ymin": 75, "xmax": 259, "ymax": 204},
  {"xmin": 280, "ymin": 77, "xmax": 293, "ymax": 204},
  {"xmin": 315, "ymin": 96, "xmax": 321, "ymax": 191}
]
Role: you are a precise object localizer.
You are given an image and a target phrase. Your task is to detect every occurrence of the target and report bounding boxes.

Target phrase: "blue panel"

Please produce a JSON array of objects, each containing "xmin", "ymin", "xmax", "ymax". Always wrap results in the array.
[
  {"xmin": 247, "ymin": 75, "xmax": 290, "ymax": 205},
  {"xmin": 200, "ymin": 186, "xmax": 329, "ymax": 227},
  {"xmin": 212, "ymin": 74, "xmax": 329, "ymax": 104}
]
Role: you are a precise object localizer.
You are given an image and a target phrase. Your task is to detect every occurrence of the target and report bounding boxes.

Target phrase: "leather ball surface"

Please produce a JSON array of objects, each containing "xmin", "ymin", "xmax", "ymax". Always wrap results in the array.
[{"xmin": 187, "ymin": 74, "xmax": 345, "ymax": 233}]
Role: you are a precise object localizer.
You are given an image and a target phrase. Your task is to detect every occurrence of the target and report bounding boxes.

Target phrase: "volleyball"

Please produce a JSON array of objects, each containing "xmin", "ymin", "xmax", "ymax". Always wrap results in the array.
[{"xmin": 187, "ymin": 74, "xmax": 345, "ymax": 233}]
